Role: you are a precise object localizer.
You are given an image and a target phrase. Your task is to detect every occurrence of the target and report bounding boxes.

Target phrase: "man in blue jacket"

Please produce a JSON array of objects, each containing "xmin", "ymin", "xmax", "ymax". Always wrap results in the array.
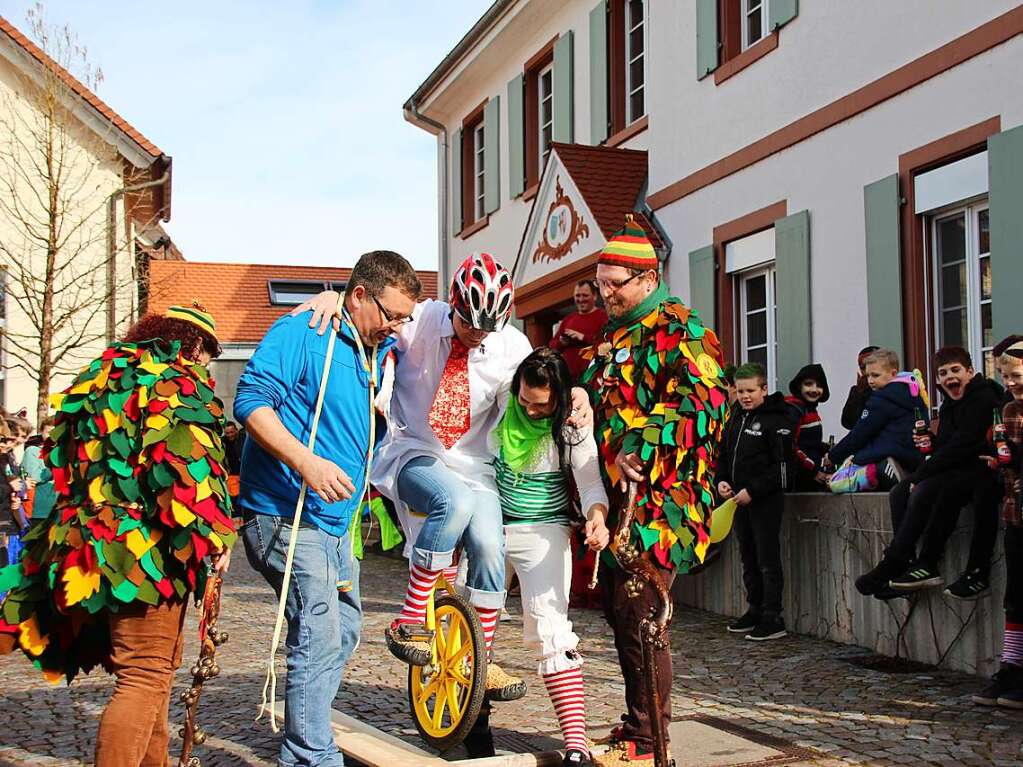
[{"xmin": 235, "ymin": 250, "xmax": 420, "ymax": 767}]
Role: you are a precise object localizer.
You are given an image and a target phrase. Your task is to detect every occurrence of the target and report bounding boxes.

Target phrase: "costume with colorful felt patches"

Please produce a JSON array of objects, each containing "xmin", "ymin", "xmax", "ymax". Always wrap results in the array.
[
  {"xmin": 0, "ymin": 336, "xmax": 235, "ymax": 683},
  {"xmin": 581, "ymin": 219, "xmax": 728, "ymax": 765}
]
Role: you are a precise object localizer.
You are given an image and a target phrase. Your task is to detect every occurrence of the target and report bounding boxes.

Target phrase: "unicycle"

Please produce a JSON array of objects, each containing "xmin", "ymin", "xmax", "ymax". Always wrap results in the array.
[{"xmin": 406, "ymin": 574, "xmax": 488, "ymax": 751}]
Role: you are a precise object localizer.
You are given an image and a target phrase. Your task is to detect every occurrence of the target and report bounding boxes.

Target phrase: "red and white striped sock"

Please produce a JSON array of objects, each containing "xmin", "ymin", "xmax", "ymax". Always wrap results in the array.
[
  {"xmin": 397, "ymin": 564, "xmax": 442, "ymax": 625},
  {"xmin": 477, "ymin": 607, "xmax": 499, "ymax": 655},
  {"xmin": 441, "ymin": 565, "xmax": 459, "ymax": 586},
  {"xmin": 1004, "ymin": 621, "xmax": 1023, "ymax": 666},
  {"xmin": 543, "ymin": 667, "xmax": 588, "ymax": 754}
]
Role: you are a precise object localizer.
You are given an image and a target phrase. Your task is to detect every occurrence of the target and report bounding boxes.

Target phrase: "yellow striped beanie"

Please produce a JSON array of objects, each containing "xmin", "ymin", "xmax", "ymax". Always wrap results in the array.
[
  {"xmin": 165, "ymin": 303, "xmax": 218, "ymax": 344},
  {"xmin": 598, "ymin": 215, "xmax": 657, "ymax": 270}
]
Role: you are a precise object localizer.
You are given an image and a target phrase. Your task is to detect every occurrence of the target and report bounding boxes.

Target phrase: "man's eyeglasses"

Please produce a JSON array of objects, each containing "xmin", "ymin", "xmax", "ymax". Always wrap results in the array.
[
  {"xmin": 373, "ymin": 295, "xmax": 413, "ymax": 326},
  {"xmin": 596, "ymin": 271, "xmax": 645, "ymax": 293}
]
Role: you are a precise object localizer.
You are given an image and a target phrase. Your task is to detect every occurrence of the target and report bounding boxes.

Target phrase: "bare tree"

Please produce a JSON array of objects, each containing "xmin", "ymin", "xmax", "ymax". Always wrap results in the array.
[{"xmin": 0, "ymin": 3, "xmax": 164, "ymax": 422}]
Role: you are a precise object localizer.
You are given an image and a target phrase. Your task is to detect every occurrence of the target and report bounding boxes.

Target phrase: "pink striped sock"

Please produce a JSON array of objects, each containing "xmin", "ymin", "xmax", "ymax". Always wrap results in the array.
[
  {"xmin": 1004, "ymin": 621, "xmax": 1023, "ymax": 666},
  {"xmin": 543, "ymin": 667, "xmax": 588, "ymax": 754},
  {"xmin": 397, "ymin": 564, "xmax": 442, "ymax": 624},
  {"xmin": 477, "ymin": 607, "xmax": 499, "ymax": 655}
]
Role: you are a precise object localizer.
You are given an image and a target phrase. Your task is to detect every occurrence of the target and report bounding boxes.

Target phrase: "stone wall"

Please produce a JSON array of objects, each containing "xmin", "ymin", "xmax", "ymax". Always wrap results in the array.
[{"xmin": 675, "ymin": 493, "xmax": 1005, "ymax": 677}]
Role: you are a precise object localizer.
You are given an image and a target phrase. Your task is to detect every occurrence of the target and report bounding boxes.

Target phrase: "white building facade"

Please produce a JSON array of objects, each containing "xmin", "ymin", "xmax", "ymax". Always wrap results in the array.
[{"xmin": 405, "ymin": 0, "xmax": 1023, "ymax": 428}]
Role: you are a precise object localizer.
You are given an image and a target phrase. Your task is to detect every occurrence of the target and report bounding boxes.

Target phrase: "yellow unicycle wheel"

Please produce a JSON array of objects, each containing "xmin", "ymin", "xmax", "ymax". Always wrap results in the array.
[{"xmin": 407, "ymin": 591, "xmax": 487, "ymax": 751}]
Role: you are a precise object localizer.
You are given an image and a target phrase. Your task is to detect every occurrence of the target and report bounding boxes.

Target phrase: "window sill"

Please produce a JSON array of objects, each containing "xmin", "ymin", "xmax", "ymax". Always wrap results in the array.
[
  {"xmin": 459, "ymin": 215, "xmax": 489, "ymax": 240},
  {"xmin": 521, "ymin": 183, "xmax": 540, "ymax": 202},
  {"xmin": 607, "ymin": 115, "xmax": 649, "ymax": 148},
  {"xmin": 714, "ymin": 31, "xmax": 779, "ymax": 85}
]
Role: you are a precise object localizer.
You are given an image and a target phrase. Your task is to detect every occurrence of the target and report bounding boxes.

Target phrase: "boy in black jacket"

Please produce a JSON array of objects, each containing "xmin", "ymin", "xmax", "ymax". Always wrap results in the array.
[
  {"xmin": 856, "ymin": 346, "xmax": 1002, "ymax": 597},
  {"xmin": 716, "ymin": 363, "xmax": 794, "ymax": 641}
]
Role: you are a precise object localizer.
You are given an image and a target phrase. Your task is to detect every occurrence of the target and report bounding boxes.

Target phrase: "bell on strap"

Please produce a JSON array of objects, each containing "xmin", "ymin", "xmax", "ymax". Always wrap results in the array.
[{"xmin": 428, "ymin": 337, "xmax": 471, "ymax": 449}]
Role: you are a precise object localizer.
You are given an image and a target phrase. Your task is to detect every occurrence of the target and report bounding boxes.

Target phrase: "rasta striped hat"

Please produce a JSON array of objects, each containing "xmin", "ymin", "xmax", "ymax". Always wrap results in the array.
[
  {"xmin": 165, "ymin": 302, "xmax": 219, "ymax": 346},
  {"xmin": 598, "ymin": 214, "xmax": 658, "ymax": 270}
]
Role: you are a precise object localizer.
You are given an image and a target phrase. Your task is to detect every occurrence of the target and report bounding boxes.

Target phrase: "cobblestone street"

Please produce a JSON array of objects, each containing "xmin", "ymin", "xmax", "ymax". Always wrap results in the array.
[{"xmin": 2, "ymin": 550, "xmax": 1021, "ymax": 767}]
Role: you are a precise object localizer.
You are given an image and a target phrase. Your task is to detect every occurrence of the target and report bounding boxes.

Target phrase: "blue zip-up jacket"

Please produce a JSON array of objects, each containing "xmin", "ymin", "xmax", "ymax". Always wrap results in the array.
[
  {"xmin": 828, "ymin": 372, "xmax": 925, "ymax": 470},
  {"xmin": 234, "ymin": 312, "xmax": 394, "ymax": 537}
]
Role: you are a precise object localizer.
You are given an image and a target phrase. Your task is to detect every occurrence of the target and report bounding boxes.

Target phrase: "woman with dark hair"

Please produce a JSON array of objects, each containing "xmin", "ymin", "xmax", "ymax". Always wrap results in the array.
[
  {"xmin": 0, "ymin": 304, "xmax": 235, "ymax": 767},
  {"xmin": 490, "ymin": 346, "xmax": 609, "ymax": 767}
]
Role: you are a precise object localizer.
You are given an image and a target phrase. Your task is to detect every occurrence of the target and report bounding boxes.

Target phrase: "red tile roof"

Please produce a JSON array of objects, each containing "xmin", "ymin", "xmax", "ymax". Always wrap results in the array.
[
  {"xmin": 550, "ymin": 142, "xmax": 663, "ymax": 249},
  {"xmin": 147, "ymin": 261, "xmax": 438, "ymax": 343},
  {"xmin": 0, "ymin": 16, "xmax": 163, "ymax": 160}
]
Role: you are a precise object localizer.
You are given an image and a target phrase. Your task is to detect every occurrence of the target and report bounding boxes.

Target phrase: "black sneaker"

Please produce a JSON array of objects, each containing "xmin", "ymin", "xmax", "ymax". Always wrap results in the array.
[
  {"xmin": 873, "ymin": 585, "xmax": 912, "ymax": 602},
  {"xmin": 855, "ymin": 557, "xmax": 905, "ymax": 596},
  {"xmin": 727, "ymin": 609, "xmax": 760, "ymax": 633},
  {"xmin": 997, "ymin": 687, "xmax": 1023, "ymax": 709},
  {"xmin": 944, "ymin": 568, "xmax": 990, "ymax": 600},
  {"xmin": 562, "ymin": 748, "xmax": 594, "ymax": 766},
  {"xmin": 745, "ymin": 618, "xmax": 787, "ymax": 641},
  {"xmin": 972, "ymin": 664, "xmax": 1023, "ymax": 706},
  {"xmin": 889, "ymin": 564, "xmax": 943, "ymax": 590}
]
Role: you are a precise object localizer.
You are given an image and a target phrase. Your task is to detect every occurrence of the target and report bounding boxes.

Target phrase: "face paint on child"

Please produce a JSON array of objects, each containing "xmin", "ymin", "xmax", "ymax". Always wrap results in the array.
[{"xmin": 800, "ymin": 379, "xmax": 825, "ymax": 403}]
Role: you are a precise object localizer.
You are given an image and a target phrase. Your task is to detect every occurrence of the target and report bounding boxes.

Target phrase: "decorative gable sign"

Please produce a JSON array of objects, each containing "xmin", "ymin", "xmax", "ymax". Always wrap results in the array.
[
  {"xmin": 532, "ymin": 179, "xmax": 590, "ymax": 264},
  {"xmin": 514, "ymin": 148, "xmax": 605, "ymax": 291}
]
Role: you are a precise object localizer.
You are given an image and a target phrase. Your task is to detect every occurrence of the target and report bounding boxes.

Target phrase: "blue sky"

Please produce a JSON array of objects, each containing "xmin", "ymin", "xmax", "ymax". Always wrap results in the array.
[{"xmin": 1, "ymin": 1, "xmax": 493, "ymax": 271}]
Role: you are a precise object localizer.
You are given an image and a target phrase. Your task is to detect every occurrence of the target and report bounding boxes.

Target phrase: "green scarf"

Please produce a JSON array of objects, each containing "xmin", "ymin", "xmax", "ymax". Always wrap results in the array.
[
  {"xmin": 605, "ymin": 282, "xmax": 669, "ymax": 331},
  {"xmin": 496, "ymin": 397, "xmax": 553, "ymax": 472}
]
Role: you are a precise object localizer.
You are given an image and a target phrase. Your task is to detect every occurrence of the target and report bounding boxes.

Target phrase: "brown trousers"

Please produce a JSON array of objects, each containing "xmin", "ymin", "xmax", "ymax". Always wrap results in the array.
[
  {"xmin": 600, "ymin": 561, "xmax": 676, "ymax": 752},
  {"xmin": 95, "ymin": 598, "xmax": 188, "ymax": 767}
]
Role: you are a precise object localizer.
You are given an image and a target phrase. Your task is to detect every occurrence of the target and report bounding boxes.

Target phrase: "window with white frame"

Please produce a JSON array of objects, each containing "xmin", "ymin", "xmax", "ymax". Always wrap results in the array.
[
  {"xmin": 743, "ymin": 0, "xmax": 768, "ymax": 50},
  {"xmin": 931, "ymin": 201, "xmax": 993, "ymax": 378},
  {"xmin": 626, "ymin": 0, "xmax": 646, "ymax": 124},
  {"xmin": 473, "ymin": 121, "xmax": 486, "ymax": 222},
  {"xmin": 738, "ymin": 265, "xmax": 778, "ymax": 391},
  {"xmin": 538, "ymin": 62, "xmax": 554, "ymax": 176}
]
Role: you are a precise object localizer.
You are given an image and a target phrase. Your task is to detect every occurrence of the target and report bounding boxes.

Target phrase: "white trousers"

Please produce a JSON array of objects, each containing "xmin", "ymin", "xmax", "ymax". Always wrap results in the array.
[{"xmin": 504, "ymin": 522, "xmax": 582, "ymax": 675}]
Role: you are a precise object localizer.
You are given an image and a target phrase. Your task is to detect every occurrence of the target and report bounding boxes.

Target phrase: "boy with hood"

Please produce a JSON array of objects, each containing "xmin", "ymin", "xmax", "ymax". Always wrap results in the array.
[
  {"xmin": 856, "ymin": 346, "xmax": 1003, "ymax": 599},
  {"xmin": 716, "ymin": 363, "xmax": 795, "ymax": 641},
  {"xmin": 784, "ymin": 363, "xmax": 830, "ymax": 490},
  {"xmin": 824, "ymin": 349, "xmax": 927, "ymax": 488}
]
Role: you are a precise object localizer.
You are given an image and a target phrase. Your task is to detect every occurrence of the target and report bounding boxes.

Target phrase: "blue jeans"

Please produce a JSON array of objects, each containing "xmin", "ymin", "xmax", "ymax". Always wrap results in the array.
[
  {"xmin": 397, "ymin": 455, "xmax": 505, "ymax": 609},
  {"xmin": 242, "ymin": 513, "xmax": 361, "ymax": 767}
]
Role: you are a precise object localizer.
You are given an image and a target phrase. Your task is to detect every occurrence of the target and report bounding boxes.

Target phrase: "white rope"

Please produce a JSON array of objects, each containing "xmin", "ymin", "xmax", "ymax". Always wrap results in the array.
[{"xmin": 258, "ymin": 305, "xmax": 378, "ymax": 731}]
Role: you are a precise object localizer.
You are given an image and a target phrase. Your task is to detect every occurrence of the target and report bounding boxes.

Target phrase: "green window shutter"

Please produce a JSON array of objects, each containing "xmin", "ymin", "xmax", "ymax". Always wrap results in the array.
[
  {"xmin": 507, "ymin": 74, "xmax": 525, "ymax": 198},
  {"xmin": 696, "ymin": 0, "xmax": 719, "ymax": 80},
  {"xmin": 989, "ymin": 123, "xmax": 1023, "ymax": 344},
  {"xmin": 769, "ymin": 0, "xmax": 798, "ymax": 30},
  {"xmin": 484, "ymin": 96, "xmax": 501, "ymax": 215},
  {"xmin": 775, "ymin": 210, "xmax": 811, "ymax": 387},
  {"xmin": 452, "ymin": 127, "xmax": 463, "ymax": 233},
  {"xmin": 863, "ymin": 174, "xmax": 904, "ymax": 361},
  {"xmin": 553, "ymin": 31, "xmax": 574, "ymax": 144},
  {"xmin": 688, "ymin": 246, "xmax": 716, "ymax": 332},
  {"xmin": 589, "ymin": 2, "xmax": 608, "ymax": 145}
]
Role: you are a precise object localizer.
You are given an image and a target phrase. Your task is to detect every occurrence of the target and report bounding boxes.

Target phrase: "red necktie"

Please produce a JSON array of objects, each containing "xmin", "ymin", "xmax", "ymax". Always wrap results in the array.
[{"xmin": 428, "ymin": 337, "xmax": 471, "ymax": 449}]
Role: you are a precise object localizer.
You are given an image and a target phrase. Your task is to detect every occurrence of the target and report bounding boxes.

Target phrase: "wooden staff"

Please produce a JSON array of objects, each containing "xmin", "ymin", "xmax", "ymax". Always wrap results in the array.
[{"xmin": 178, "ymin": 573, "xmax": 228, "ymax": 767}]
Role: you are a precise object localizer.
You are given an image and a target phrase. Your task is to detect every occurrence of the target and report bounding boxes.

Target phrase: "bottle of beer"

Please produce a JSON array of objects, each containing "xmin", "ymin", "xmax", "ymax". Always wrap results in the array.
[
  {"xmin": 994, "ymin": 407, "xmax": 1012, "ymax": 466},
  {"xmin": 914, "ymin": 408, "xmax": 932, "ymax": 455}
]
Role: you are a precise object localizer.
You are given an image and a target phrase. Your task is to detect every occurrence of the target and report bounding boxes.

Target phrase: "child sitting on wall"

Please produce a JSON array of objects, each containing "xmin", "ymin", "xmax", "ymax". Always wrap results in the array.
[
  {"xmin": 824, "ymin": 349, "xmax": 928, "ymax": 493},
  {"xmin": 855, "ymin": 346, "xmax": 1002, "ymax": 598}
]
